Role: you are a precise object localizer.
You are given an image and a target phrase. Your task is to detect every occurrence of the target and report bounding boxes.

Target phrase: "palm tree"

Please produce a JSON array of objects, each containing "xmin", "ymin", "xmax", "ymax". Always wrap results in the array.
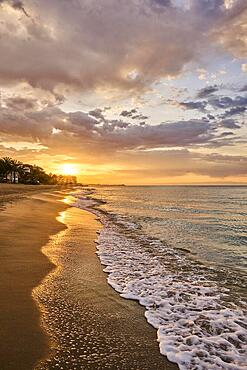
[
  {"xmin": 0, "ymin": 158, "xmax": 6, "ymax": 182},
  {"xmin": 0, "ymin": 157, "xmax": 23, "ymax": 183},
  {"xmin": 0, "ymin": 157, "xmax": 13, "ymax": 182},
  {"xmin": 11, "ymin": 159, "xmax": 23, "ymax": 183}
]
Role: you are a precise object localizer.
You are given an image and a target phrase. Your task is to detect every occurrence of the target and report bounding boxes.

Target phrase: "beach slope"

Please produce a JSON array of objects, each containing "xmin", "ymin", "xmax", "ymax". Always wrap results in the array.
[{"xmin": 0, "ymin": 189, "xmax": 68, "ymax": 370}]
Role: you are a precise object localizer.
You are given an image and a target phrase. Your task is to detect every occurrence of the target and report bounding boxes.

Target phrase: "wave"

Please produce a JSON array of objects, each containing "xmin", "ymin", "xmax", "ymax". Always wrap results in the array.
[{"xmin": 73, "ymin": 189, "xmax": 247, "ymax": 370}]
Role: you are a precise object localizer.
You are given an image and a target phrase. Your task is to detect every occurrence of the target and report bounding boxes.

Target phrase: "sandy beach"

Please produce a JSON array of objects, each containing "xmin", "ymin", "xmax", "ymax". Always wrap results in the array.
[
  {"xmin": 0, "ymin": 186, "xmax": 177, "ymax": 370},
  {"xmin": 0, "ymin": 184, "xmax": 68, "ymax": 206},
  {"xmin": 0, "ymin": 186, "xmax": 69, "ymax": 370}
]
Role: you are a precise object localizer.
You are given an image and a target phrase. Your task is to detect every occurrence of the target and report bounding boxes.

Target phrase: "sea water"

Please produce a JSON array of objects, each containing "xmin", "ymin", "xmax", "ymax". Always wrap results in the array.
[{"xmin": 74, "ymin": 186, "xmax": 247, "ymax": 370}]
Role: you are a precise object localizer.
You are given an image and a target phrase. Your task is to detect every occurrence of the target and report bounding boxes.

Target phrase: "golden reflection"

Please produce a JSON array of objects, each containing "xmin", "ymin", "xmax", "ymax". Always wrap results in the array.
[
  {"xmin": 58, "ymin": 195, "xmax": 84, "ymax": 226},
  {"xmin": 57, "ymin": 210, "xmax": 67, "ymax": 225},
  {"xmin": 62, "ymin": 195, "xmax": 76, "ymax": 205}
]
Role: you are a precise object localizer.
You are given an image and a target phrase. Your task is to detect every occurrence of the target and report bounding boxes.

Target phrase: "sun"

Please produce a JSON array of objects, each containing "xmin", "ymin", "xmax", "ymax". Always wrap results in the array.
[{"xmin": 59, "ymin": 164, "xmax": 79, "ymax": 176}]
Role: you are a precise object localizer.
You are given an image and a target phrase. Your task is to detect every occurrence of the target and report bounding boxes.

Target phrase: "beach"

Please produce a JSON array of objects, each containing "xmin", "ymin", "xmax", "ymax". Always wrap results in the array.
[
  {"xmin": 0, "ymin": 186, "xmax": 68, "ymax": 370},
  {"xmin": 0, "ymin": 185, "xmax": 177, "ymax": 370},
  {"xmin": 0, "ymin": 184, "xmax": 67, "ymax": 209}
]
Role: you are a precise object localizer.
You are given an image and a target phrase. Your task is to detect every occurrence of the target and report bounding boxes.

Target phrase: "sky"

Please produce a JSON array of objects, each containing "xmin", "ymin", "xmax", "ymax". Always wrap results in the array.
[{"xmin": 0, "ymin": 0, "xmax": 246, "ymax": 184}]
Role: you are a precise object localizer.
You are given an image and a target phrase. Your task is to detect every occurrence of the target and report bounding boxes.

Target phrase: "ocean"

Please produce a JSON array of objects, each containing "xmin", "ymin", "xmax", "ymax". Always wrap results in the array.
[{"xmin": 74, "ymin": 186, "xmax": 247, "ymax": 370}]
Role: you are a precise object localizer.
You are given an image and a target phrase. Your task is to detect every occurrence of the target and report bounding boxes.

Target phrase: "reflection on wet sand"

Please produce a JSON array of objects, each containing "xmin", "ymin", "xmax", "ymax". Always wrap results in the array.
[{"xmin": 34, "ymin": 200, "xmax": 177, "ymax": 370}]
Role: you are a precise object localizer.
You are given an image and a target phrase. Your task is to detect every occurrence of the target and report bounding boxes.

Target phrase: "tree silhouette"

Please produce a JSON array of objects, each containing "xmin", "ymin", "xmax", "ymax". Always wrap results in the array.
[
  {"xmin": 0, "ymin": 157, "xmax": 14, "ymax": 182},
  {"xmin": 0, "ymin": 157, "xmax": 77, "ymax": 185}
]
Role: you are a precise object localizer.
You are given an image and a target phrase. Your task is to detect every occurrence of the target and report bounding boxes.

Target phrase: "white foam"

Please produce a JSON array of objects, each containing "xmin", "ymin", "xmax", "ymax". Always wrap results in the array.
[
  {"xmin": 72, "ymin": 188, "xmax": 98, "ymax": 209},
  {"xmin": 74, "ymin": 191, "xmax": 247, "ymax": 370}
]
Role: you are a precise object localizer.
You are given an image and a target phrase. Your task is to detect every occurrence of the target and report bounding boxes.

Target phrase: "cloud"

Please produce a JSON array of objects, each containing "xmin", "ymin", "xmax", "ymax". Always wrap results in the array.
[
  {"xmin": 190, "ymin": 0, "xmax": 225, "ymax": 18},
  {"xmin": 0, "ymin": 0, "xmax": 30, "ymax": 16},
  {"xmin": 221, "ymin": 105, "xmax": 246, "ymax": 118},
  {"xmin": 88, "ymin": 109, "xmax": 106, "ymax": 122},
  {"xmin": 4, "ymin": 96, "xmax": 39, "ymax": 110},
  {"xmin": 0, "ymin": 95, "xmax": 227, "ymax": 152},
  {"xmin": 0, "ymin": 0, "xmax": 246, "ymax": 183},
  {"xmin": 98, "ymin": 119, "xmax": 217, "ymax": 150},
  {"xmin": 151, "ymin": 0, "xmax": 172, "ymax": 7},
  {"xmin": 212, "ymin": 1, "xmax": 247, "ymax": 59},
  {"xmin": 196, "ymin": 152, "xmax": 247, "ymax": 177},
  {"xmin": 0, "ymin": 0, "xmax": 204, "ymax": 92},
  {"xmin": 209, "ymin": 95, "xmax": 247, "ymax": 109},
  {"xmin": 0, "ymin": 0, "xmax": 245, "ymax": 95},
  {"xmin": 239, "ymin": 84, "xmax": 247, "ymax": 92},
  {"xmin": 242, "ymin": 64, "xmax": 247, "ymax": 72},
  {"xmin": 0, "ymin": 93, "xmax": 245, "ymax": 181},
  {"xmin": 196, "ymin": 85, "xmax": 219, "ymax": 98},
  {"xmin": 120, "ymin": 109, "xmax": 138, "ymax": 118},
  {"xmin": 115, "ymin": 149, "xmax": 247, "ymax": 180},
  {"xmin": 176, "ymin": 91, "xmax": 247, "ymax": 123},
  {"xmin": 132, "ymin": 114, "xmax": 149, "ymax": 121},
  {"xmin": 120, "ymin": 109, "xmax": 148, "ymax": 121},
  {"xmin": 219, "ymin": 118, "xmax": 241, "ymax": 129},
  {"xmin": 179, "ymin": 100, "xmax": 207, "ymax": 112},
  {"xmin": 205, "ymin": 94, "xmax": 247, "ymax": 118}
]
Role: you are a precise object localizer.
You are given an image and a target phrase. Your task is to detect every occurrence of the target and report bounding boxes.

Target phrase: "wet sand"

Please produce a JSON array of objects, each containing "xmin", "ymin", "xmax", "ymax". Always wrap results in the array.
[
  {"xmin": 35, "ymin": 203, "xmax": 178, "ymax": 369},
  {"xmin": 0, "ymin": 190, "xmax": 69, "ymax": 370},
  {"xmin": 0, "ymin": 188, "xmax": 178, "ymax": 370}
]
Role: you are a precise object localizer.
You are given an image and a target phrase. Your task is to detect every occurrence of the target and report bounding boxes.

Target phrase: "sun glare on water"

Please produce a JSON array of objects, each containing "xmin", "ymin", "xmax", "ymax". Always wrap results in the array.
[{"xmin": 59, "ymin": 164, "xmax": 79, "ymax": 176}]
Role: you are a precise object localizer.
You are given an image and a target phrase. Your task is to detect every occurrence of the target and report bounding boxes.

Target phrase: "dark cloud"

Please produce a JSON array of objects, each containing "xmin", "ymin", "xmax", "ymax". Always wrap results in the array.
[
  {"xmin": 4, "ymin": 96, "xmax": 38, "ymax": 110},
  {"xmin": 68, "ymin": 111, "xmax": 98, "ymax": 131},
  {"xmin": 0, "ymin": 97, "xmax": 225, "ymax": 151},
  {"xmin": 209, "ymin": 95, "xmax": 247, "ymax": 109},
  {"xmin": 190, "ymin": 0, "xmax": 225, "ymax": 17},
  {"xmin": 151, "ymin": 0, "xmax": 171, "ymax": 7},
  {"xmin": 179, "ymin": 92, "xmax": 247, "ymax": 119},
  {"xmin": 179, "ymin": 100, "xmax": 207, "ymax": 112},
  {"xmin": 220, "ymin": 131, "xmax": 234, "ymax": 136},
  {"xmin": 197, "ymin": 85, "xmax": 219, "ymax": 98},
  {"xmin": 120, "ymin": 109, "xmax": 137, "ymax": 118},
  {"xmin": 98, "ymin": 119, "xmax": 218, "ymax": 150},
  {"xmin": 88, "ymin": 109, "xmax": 106, "ymax": 122},
  {"xmin": 0, "ymin": 0, "xmax": 30, "ymax": 17},
  {"xmin": 220, "ymin": 119, "xmax": 241, "ymax": 129},
  {"xmin": 239, "ymin": 84, "xmax": 247, "ymax": 92},
  {"xmin": 119, "ymin": 109, "xmax": 148, "ymax": 122},
  {"xmin": 102, "ymin": 120, "xmax": 130, "ymax": 132},
  {"xmin": 200, "ymin": 93, "xmax": 247, "ymax": 119},
  {"xmin": 221, "ymin": 105, "xmax": 246, "ymax": 118},
  {"xmin": 132, "ymin": 114, "xmax": 148, "ymax": 120}
]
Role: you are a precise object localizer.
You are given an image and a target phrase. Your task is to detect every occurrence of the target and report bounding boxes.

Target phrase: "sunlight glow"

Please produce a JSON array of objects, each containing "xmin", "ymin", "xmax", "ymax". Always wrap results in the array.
[{"xmin": 58, "ymin": 164, "xmax": 79, "ymax": 176}]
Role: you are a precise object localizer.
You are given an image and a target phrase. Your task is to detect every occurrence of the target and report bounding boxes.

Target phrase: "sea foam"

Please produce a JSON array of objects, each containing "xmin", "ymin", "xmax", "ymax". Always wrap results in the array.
[{"xmin": 73, "ymin": 189, "xmax": 247, "ymax": 370}]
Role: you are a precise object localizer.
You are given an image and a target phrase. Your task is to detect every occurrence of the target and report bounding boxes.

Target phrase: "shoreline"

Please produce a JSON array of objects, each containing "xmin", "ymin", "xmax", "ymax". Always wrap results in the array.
[{"xmin": 34, "ymin": 195, "xmax": 178, "ymax": 369}]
